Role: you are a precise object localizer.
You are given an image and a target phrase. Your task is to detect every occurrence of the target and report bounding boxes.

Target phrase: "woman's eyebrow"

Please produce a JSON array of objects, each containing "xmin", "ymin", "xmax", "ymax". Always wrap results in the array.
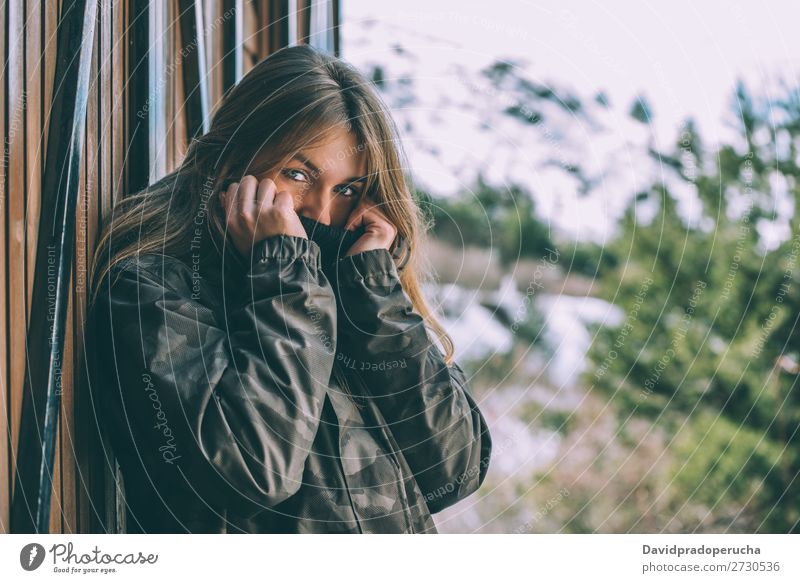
[
  {"xmin": 292, "ymin": 153, "xmax": 321, "ymax": 174},
  {"xmin": 291, "ymin": 153, "xmax": 368, "ymax": 183}
]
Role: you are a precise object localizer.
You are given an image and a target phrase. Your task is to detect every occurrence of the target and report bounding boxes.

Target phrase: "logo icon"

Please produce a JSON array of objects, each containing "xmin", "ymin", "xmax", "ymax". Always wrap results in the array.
[{"xmin": 20, "ymin": 543, "xmax": 46, "ymax": 571}]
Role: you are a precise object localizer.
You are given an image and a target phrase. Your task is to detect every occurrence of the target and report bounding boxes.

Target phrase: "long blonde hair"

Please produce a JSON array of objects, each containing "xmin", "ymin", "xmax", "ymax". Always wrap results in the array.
[{"xmin": 89, "ymin": 44, "xmax": 455, "ymax": 364}]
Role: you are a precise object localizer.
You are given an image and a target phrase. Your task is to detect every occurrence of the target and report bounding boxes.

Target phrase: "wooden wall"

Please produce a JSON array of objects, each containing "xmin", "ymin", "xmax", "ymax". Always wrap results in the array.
[{"xmin": 1, "ymin": 0, "xmax": 340, "ymax": 534}]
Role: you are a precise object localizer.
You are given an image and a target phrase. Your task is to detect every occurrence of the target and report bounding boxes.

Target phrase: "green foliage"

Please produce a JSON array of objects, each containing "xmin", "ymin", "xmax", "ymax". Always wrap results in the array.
[
  {"xmin": 585, "ymin": 83, "xmax": 800, "ymax": 532},
  {"xmin": 555, "ymin": 239, "xmax": 620, "ymax": 278},
  {"xmin": 481, "ymin": 58, "xmax": 585, "ymax": 117},
  {"xmin": 671, "ymin": 412, "xmax": 790, "ymax": 526},
  {"xmin": 630, "ymin": 95, "xmax": 653, "ymax": 124},
  {"xmin": 421, "ymin": 174, "xmax": 554, "ymax": 265}
]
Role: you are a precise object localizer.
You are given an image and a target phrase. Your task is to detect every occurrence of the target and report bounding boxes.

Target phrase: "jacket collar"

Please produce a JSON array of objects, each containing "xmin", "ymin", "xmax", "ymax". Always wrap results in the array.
[{"xmin": 297, "ymin": 214, "xmax": 365, "ymax": 273}]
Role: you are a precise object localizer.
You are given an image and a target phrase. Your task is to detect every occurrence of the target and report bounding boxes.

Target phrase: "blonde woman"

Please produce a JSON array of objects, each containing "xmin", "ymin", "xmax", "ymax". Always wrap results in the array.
[{"xmin": 88, "ymin": 44, "xmax": 491, "ymax": 533}]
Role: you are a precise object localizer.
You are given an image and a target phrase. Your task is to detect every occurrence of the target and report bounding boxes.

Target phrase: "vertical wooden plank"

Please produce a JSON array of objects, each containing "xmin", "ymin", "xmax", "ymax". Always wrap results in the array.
[
  {"xmin": 52, "ymin": 275, "xmax": 76, "ymax": 533},
  {"xmin": 43, "ymin": 0, "xmax": 60, "ymax": 533},
  {"xmin": 106, "ymin": 0, "xmax": 129, "ymax": 533},
  {"xmin": 48, "ymin": 424, "xmax": 62, "ymax": 532},
  {"xmin": 126, "ymin": 0, "xmax": 150, "ymax": 193},
  {"xmin": 0, "ymin": 0, "xmax": 10, "ymax": 535},
  {"xmin": 297, "ymin": 0, "xmax": 309, "ymax": 44},
  {"xmin": 25, "ymin": 1, "xmax": 42, "ymax": 303},
  {"xmin": 23, "ymin": 0, "xmax": 60, "ymax": 534},
  {"xmin": 76, "ymin": 0, "xmax": 110, "ymax": 534},
  {"xmin": 242, "ymin": 0, "xmax": 268, "ymax": 74},
  {"xmin": 255, "ymin": 0, "xmax": 269, "ymax": 63},
  {"xmin": 332, "ymin": 0, "xmax": 340, "ymax": 56},
  {"xmin": 70, "ymin": 0, "xmax": 88, "ymax": 535},
  {"xmin": 26, "ymin": 0, "xmax": 60, "ymax": 535},
  {"xmin": 148, "ymin": 0, "xmax": 166, "ymax": 180},
  {"xmin": 172, "ymin": 0, "xmax": 187, "ymax": 167},
  {"xmin": 165, "ymin": 0, "xmax": 176, "ymax": 173},
  {"xmin": 48, "ymin": 271, "xmax": 69, "ymax": 534},
  {"xmin": 112, "ymin": 0, "xmax": 124, "ymax": 208},
  {"xmin": 178, "ymin": 0, "xmax": 211, "ymax": 140},
  {"xmin": 43, "ymin": 0, "xmax": 57, "ymax": 157},
  {"xmin": 61, "ymin": 0, "xmax": 101, "ymax": 534},
  {"xmin": 204, "ymin": 0, "xmax": 223, "ymax": 111},
  {"xmin": 268, "ymin": 0, "xmax": 288, "ymax": 54},
  {"xmin": 7, "ymin": 0, "xmax": 27, "ymax": 518},
  {"xmin": 96, "ymin": 0, "xmax": 110, "ymax": 340}
]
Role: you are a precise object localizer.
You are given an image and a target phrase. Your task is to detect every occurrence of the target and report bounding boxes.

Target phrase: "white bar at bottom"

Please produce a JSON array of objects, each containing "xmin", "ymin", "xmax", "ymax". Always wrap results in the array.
[{"xmin": 1, "ymin": 533, "xmax": 798, "ymax": 582}]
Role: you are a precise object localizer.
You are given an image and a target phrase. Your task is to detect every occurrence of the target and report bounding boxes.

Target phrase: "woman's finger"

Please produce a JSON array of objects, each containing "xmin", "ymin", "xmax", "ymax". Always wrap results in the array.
[
  {"xmin": 348, "ymin": 200, "xmax": 394, "ymax": 232},
  {"xmin": 237, "ymin": 175, "xmax": 258, "ymax": 217},
  {"xmin": 220, "ymin": 182, "xmax": 243, "ymax": 251},
  {"xmin": 273, "ymin": 190, "xmax": 295, "ymax": 214},
  {"xmin": 345, "ymin": 199, "xmax": 373, "ymax": 230},
  {"xmin": 255, "ymin": 177, "xmax": 276, "ymax": 213},
  {"xmin": 222, "ymin": 182, "xmax": 239, "ymax": 221}
]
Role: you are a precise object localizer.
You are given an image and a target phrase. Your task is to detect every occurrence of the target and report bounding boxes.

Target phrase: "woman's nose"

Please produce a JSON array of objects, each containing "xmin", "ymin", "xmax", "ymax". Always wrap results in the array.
[{"xmin": 296, "ymin": 188, "xmax": 333, "ymax": 225}]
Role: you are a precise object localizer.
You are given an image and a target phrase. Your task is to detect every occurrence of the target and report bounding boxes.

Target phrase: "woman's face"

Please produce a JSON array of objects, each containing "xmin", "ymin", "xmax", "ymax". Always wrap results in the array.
[{"xmin": 258, "ymin": 127, "xmax": 368, "ymax": 229}]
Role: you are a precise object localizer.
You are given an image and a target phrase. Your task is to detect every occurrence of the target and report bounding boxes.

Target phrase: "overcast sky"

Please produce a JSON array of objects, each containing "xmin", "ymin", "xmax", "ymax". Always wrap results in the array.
[
  {"xmin": 343, "ymin": 0, "xmax": 800, "ymax": 146},
  {"xmin": 340, "ymin": 1, "xmax": 800, "ymax": 242}
]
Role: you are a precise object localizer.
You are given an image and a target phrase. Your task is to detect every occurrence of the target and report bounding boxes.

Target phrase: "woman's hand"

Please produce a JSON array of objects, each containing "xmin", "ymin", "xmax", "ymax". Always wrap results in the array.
[
  {"xmin": 343, "ymin": 197, "xmax": 398, "ymax": 256},
  {"xmin": 221, "ymin": 176, "xmax": 307, "ymax": 256}
]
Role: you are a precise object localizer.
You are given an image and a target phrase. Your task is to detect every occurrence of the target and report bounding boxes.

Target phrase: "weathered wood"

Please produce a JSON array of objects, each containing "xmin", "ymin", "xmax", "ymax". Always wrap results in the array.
[{"xmin": 3, "ymin": 0, "xmax": 339, "ymax": 534}]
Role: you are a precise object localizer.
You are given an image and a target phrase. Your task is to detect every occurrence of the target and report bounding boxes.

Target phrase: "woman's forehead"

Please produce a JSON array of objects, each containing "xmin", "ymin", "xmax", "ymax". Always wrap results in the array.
[{"xmin": 290, "ymin": 130, "xmax": 368, "ymax": 179}]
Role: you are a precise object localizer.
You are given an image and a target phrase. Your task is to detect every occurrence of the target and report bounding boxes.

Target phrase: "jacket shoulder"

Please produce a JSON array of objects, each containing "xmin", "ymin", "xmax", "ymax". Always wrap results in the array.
[{"xmin": 108, "ymin": 253, "xmax": 197, "ymax": 296}]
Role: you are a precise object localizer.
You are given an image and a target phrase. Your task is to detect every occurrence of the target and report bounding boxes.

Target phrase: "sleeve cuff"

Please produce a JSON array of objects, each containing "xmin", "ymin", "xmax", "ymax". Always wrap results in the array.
[
  {"xmin": 331, "ymin": 248, "xmax": 399, "ymax": 283},
  {"xmin": 251, "ymin": 235, "xmax": 322, "ymax": 269}
]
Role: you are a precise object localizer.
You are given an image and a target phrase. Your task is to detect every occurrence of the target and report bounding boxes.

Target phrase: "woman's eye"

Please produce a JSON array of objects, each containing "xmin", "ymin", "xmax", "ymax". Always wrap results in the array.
[
  {"xmin": 283, "ymin": 168, "xmax": 309, "ymax": 182},
  {"xmin": 336, "ymin": 184, "xmax": 360, "ymax": 198}
]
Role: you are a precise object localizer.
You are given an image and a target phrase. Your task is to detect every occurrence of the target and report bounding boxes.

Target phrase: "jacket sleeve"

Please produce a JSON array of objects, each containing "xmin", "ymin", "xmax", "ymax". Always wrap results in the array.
[
  {"xmin": 92, "ymin": 235, "xmax": 336, "ymax": 518},
  {"xmin": 327, "ymin": 248, "xmax": 492, "ymax": 513}
]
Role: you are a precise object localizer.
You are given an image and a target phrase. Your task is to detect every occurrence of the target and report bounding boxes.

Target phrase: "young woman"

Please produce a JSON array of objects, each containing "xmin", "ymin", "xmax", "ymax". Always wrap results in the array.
[{"xmin": 88, "ymin": 44, "xmax": 491, "ymax": 534}]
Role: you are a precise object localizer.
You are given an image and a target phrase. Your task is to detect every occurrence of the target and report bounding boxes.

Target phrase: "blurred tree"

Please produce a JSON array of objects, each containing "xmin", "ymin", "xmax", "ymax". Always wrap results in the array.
[
  {"xmin": 419, "ymin": 174, "xmax": 554, "ymax": 265},
  {"xmin": 555, "ymin": 239, "xmax": 619, "ymax": 278},
  {"xmin": 630, "ymin": 95, "xmax": 654, "ymax": 124},
  {"xmin": 585, "ymin": 82, "xmax": 800, "ymax": 533}
]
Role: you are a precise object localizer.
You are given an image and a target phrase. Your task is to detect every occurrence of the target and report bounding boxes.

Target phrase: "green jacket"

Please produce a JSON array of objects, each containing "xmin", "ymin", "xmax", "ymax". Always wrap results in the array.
[{"xmin": 89, "ymin": 229, "xmax": 491, "ymax": 533}]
